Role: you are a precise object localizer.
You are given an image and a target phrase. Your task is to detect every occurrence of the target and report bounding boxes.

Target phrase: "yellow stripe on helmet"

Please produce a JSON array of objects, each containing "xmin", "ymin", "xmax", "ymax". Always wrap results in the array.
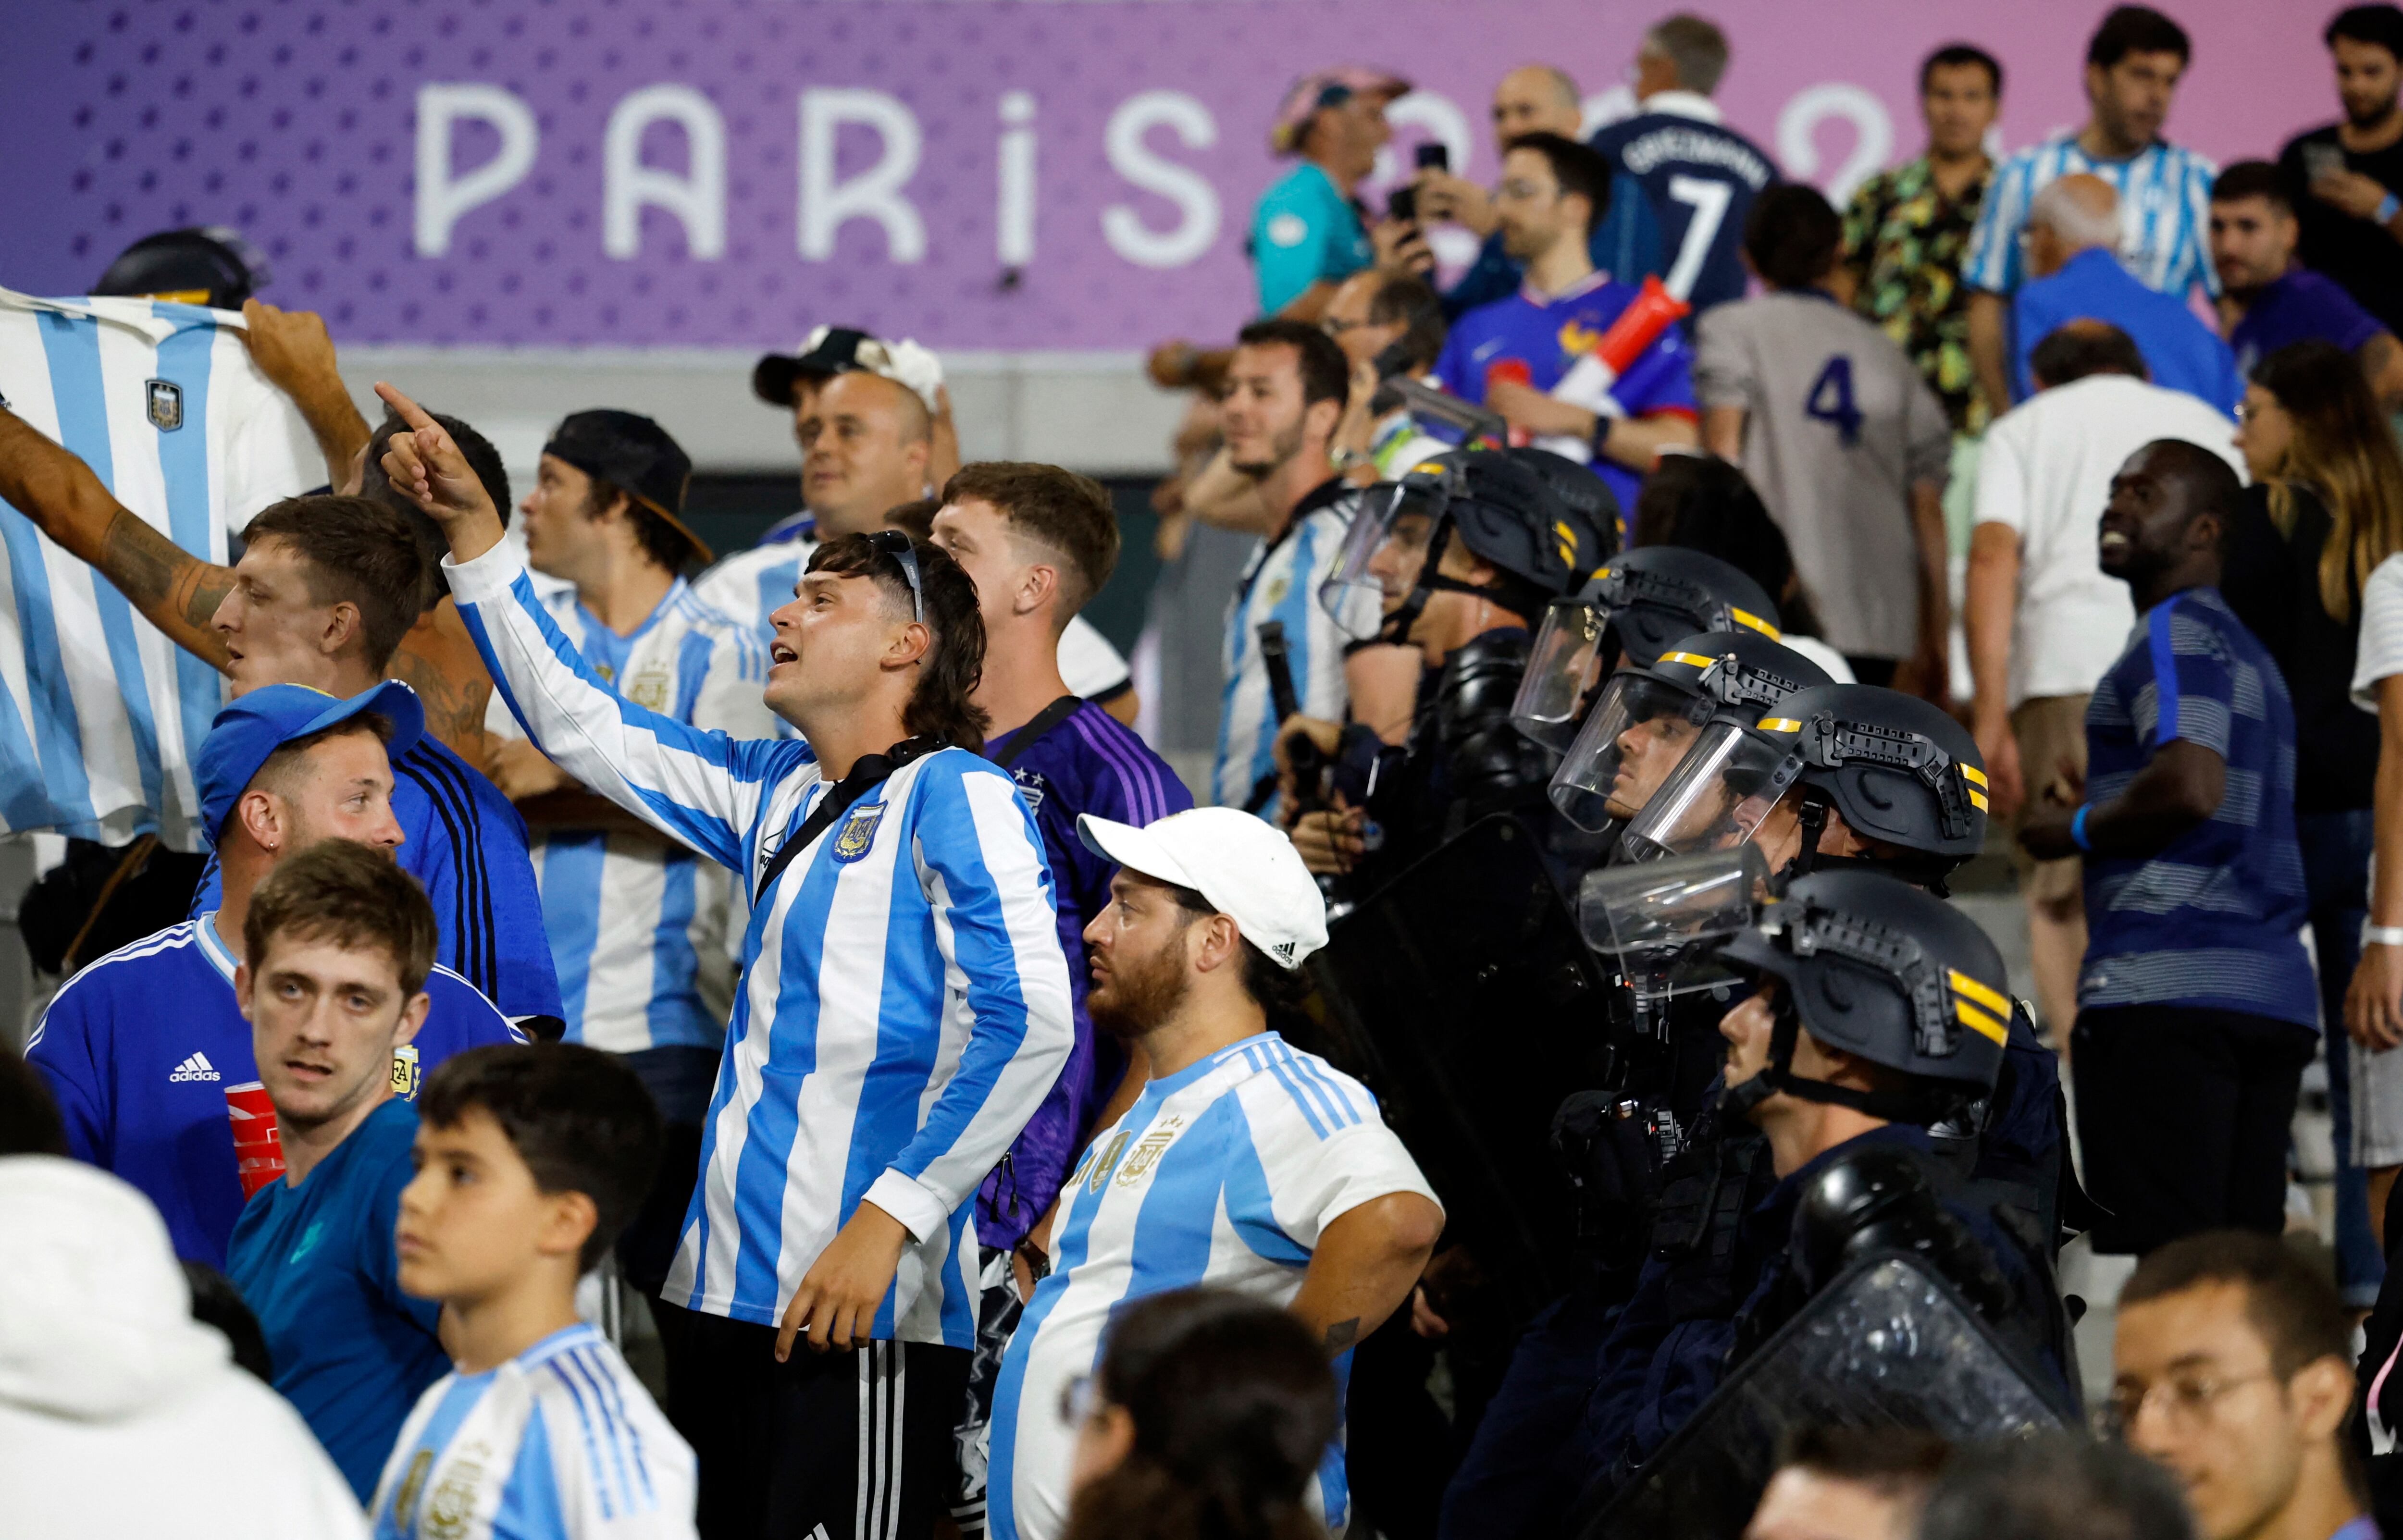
[
  {"xmin": 1948, "ymin": 968, "xmax": 2011, "ymax": 1016},
  {"xmin": 1660, "ymin": 651, "xmax": 1718, "ymax": 668},
  {"xmin": 1757, "ymin": 717, "xmax": 1802, "ymax": 733},
  {"xmin": 1729, "ymin": 607, "xmax": 1783, "ymax": 639},
  {"xmin": 1955, "ymin": 998, "xmax": 2009, "ymax": 1046},
  {"xmin": 1967, "ymin": 788, "xmax": 1990, "ymax": 812},
  {"xmin": 1960, "ymin": 764, "xmax": 1990, "ymax": 788}
]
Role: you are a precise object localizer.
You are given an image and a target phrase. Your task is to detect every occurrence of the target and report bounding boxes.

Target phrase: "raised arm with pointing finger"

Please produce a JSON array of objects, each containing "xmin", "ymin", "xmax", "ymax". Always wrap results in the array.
[{"xmin": 378, "ymin": 380, "xmax": 1074, "ymax": 1440}]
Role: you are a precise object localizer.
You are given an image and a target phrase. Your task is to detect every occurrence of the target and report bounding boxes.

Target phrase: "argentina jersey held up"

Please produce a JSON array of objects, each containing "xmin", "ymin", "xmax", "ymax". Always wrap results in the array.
[
  {"xmin": 370, "ymin": 1322, "xmax": 697, "ymax": 1540},
  {"xmin": 448, "ymin": 541, "xmax": 1075, "ymax": 1347},
  {"xmin": 988, "ymin": 1032, "xmax": 1439, "ymax": 1540},
  {"xmin": 0, "ymin": 288, "xmax": 317, "ymax": 846}
]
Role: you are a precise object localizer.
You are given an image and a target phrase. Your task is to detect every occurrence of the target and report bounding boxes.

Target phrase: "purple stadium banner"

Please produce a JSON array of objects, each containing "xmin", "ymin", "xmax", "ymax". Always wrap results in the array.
[{"xmin": 0, "ymin": 2, "xmax": 2332, "ymax": 352}]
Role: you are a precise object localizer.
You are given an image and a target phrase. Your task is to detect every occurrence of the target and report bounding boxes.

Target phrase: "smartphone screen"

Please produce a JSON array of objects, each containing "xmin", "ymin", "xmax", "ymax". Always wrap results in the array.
[
  {"xmin": 2304, "ymin": 142, "xmax": 2346, "ymax": 182},
  {"xmin": 1414, "ymin": 142, "xmax": 1450, "ymax": 172}
]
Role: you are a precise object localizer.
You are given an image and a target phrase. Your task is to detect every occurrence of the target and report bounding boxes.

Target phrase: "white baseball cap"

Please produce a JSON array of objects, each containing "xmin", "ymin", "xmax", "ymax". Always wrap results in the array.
[{"xmin": 1076, "ymin": 808, "xmax": 1330, "ymax": 970}]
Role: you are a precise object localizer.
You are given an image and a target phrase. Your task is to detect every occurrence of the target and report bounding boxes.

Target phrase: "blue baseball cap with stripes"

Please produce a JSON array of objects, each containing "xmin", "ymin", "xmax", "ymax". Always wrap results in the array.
[{"xmin": 195, "ymin": 681, "xmax": 425, "ymax": 845}]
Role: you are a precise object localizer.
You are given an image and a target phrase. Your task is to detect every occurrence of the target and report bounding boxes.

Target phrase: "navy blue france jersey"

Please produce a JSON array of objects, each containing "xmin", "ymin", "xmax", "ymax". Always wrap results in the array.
[
  {"xmin": 1589, "ymin": 94, "xmax": 1779, "ymax": 318},
  {"xmin": 192, "ymin": 733, "xmax": 563, "ymax": 1028}
]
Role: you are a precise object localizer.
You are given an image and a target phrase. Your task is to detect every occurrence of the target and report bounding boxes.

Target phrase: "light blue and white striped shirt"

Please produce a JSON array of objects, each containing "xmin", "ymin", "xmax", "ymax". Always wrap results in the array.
[
  {"xmin": 989, "ymin": 1032, "xmax": 1438, "ymax": 1540},
  {"xmin": 450, "ymin": 542, "xmax": 1075, "ymax": 1346},
  {"xmin": 500, "ymin": 576, "xmax": 778, "ymax": 1055},
  {"xmin": 0, "ymin": 288, "xmax": 317, "ymax": 847},
  {"xmin": 369, "ymin": 1323, "xmax": 696, "ymax": 1540},
  {"xmin": 1211, "ymin": 489, "xmax": 1377, "ymax": 808},
  {"xmin": 1961, "ymin": 133, "xmax": 2218, "ymax": 299}
]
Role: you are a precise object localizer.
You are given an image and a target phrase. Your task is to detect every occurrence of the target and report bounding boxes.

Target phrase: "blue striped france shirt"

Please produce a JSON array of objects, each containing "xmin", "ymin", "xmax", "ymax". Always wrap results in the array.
[
  {"xmin": 370, "ymin": 1322, "xmax": 696, "ymax": 1540},
  {"xmin": 449, "ymin": 542, "xmax": 1075, "ymax": 1345},
  {"xmin": 0, "ymin": 288, "xmax": 317, "ymax": 847},
  {"xmin": 503, "ymin": 576, "xmax": 779, "ymax": 1054},
  {"xmin": 989, "ymin": 1033, "xmax": 1438, "ymax": 1540},
  {"xmin": 1961, "ymin": 133, "xmax": 2218, "ymax": 299},
  {"xmin": 2079, "ymin": 586, "xmax": 2314, "ymax": 1025}
]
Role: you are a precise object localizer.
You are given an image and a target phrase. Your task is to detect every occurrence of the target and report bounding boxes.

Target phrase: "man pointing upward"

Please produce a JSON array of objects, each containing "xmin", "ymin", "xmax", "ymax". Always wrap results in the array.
[{"xmin": 376, "ymin": 383, "xmax": 1075, "ymax": 1540}]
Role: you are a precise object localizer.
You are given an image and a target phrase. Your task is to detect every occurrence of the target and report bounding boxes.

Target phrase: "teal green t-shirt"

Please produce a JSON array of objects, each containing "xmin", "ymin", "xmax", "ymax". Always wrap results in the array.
[
  {"xmin": 228, "ymin": 1097, "xmax": 445, "ymax": 1500},
  {"xmin": 1250, "ymin": 161, "xmax": 1371, "ymax": 315}
]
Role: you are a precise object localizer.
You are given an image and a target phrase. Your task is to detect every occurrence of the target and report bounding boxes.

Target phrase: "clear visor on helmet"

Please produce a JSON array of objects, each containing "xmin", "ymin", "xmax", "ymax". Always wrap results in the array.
[
  {"xmin": 1509, "ymin": 598, "xmax": 1610, "ymax": 752},
  {"xmin": 1576, "ymin": 844, "xmax": 1768, "ymax": 1002},
  {"xmin": 1318, "ymin": 482, "xmax": 1440, "ymax": 641},
  {"xmin": 1617, "ymin": 719, "xmax": 1803, "ymax": 863},
  {"xmin": 1547, "ymin": 672, "xmax": 1714, "ymax": 831}
]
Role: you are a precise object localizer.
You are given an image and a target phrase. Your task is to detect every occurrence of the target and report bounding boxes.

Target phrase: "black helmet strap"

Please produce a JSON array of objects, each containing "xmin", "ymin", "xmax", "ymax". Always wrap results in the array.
[{"xmin": 1718, "ymin": 990, "xmax": 1957, "ymax": 1127}]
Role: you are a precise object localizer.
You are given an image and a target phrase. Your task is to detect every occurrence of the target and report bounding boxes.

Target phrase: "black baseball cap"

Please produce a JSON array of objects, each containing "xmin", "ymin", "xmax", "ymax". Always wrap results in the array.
[
  {"xmin": 752, "ymin": 325, "xmax": 876, "ymax": 408},
  {"xmin": 94, "ymin": 226, "xmax": 273, "ymax": 310},
  {"xmin": 542, "ymin": 410, "xmax": 711, "ymax": 564}
]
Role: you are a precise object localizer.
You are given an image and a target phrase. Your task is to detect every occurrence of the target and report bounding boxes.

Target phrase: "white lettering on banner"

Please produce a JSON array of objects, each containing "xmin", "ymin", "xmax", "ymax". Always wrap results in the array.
[
  {"xmin": 605, "ymin": 84, "xmax": 728, "ymax": 260},
  {"xmin": 1777, "ymin": 84, "xmax": 1894, "ymax": 209},
  {"xmin": 798, "ymin": 88, "xmax": 928, "ymax": 264},
  {"xmin": 997, "ymin": 90, "xmax": 1038, "ymax": 267},
  {"xmin": 414, "ymin": 84, "xmax": 540, "ymax": 258},
  {"xmin": 1101, "ymin": 90, "xmax": 1220, "ymax": 270}
]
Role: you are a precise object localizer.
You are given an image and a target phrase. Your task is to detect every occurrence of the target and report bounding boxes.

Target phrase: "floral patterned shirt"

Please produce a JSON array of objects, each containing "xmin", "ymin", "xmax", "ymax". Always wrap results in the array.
[{"xmin": 1843, "ymin": 156, "xmax": 1993, "ymax": 434}]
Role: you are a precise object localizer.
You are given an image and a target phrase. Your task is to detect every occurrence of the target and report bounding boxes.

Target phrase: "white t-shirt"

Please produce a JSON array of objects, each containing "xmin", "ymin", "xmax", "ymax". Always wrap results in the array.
[
  {"xmin": 1972, "ymin": 374, "xmax": 2244, "ymax": 706},
  {"xmin": 2353, "ymin": 553, "xmax": 2403, "ymax": 708}
]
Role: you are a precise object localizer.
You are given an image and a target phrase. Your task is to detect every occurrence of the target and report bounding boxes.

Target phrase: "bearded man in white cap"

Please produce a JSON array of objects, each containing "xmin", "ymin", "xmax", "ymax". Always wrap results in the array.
[{"xmin": 982, "ymin": 806, "xmax": 1445, "ymax": 1540}]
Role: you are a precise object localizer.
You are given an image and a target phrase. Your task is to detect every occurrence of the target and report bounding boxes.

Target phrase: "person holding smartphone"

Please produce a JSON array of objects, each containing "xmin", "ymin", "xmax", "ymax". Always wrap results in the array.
[
  {"xmin": 2278, "ymin": 5, "xmax": 2403, "ymax": 340},
  {"xmin": 1417, "ymin": 65, "xmax": 1667, "ymax": 321}
]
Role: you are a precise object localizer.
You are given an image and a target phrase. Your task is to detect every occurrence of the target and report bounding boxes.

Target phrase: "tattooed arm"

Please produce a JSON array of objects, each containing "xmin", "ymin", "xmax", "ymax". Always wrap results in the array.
[
  {"xmin": 1287, "ymin": 1191, "xmax": 1446, "ymax": 1358},
  {"xmin": 0, "ymin": 406, "xmax": 235, "ymax": 667},
  {"xmin": 384, "ymin": 596, "xmax": 510, "ymax": 778}
]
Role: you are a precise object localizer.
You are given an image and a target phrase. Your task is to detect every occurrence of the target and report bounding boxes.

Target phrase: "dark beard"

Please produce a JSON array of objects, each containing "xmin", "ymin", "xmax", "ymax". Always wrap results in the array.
[{"xmin": 1087, "ymin": 941, "xmax": 1191, "ymax": 1039}]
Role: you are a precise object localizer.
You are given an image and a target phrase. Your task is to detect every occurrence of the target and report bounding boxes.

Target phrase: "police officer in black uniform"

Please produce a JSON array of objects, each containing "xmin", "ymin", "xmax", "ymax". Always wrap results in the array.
[
  {"xmin": 1281, "ymin": 448, "xmax": 1613, "ymax": 897},
  {"xmin": 1571, "ymin": 871, "xmax": 2068, "ymax": 1509}
]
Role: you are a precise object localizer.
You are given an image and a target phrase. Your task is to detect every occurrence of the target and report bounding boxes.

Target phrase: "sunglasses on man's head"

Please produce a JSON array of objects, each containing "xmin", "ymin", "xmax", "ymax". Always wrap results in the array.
[{"xmin": 864, "ymin": 529, "xmax": 925, "ymax": 623}]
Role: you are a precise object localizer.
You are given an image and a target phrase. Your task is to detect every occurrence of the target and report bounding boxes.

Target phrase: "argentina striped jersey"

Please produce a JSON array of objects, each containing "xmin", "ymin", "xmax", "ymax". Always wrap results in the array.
[
  {"xmin": 1962, "ymin": 134, "xmax": 2218, "ymax": 298},
  {"xmin": 693, "ymin": 525, "xmax": 1135, "ymax": 703},
  {"xmin": 502, "ymin": 576, "xmax": 779, "ymax": 1054},
  {"xmin": 989, "ymin": 1032, "xmax": 1438, "ymax": 1540},
  {"xmin": 370, "ymin": 1323, "xmax": 696, "ymax": 1540},
  {"xmin": 1211, "ymin": 485, "xmax": 1378, "ymax": 808},
  {"xmin": 449, "ymin": 542, "xmax": 1075, "ymax": 1346},
  {"xmin": 0, "ymin": 288, "xmax": 316, "ymax": 846}
]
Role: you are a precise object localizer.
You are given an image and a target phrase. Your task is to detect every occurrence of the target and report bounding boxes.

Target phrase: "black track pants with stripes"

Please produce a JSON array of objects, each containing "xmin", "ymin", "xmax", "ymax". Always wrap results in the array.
[{"xmin": 655, "ymin": 1300, "xmax": 971, "ymax": 1540}]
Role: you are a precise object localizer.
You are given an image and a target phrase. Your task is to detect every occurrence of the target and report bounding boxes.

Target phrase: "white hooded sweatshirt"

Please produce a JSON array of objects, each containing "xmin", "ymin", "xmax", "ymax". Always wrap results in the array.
[{"xmin": 0, "ymin": 1155, "xmax": 367, "ymax": 1540}]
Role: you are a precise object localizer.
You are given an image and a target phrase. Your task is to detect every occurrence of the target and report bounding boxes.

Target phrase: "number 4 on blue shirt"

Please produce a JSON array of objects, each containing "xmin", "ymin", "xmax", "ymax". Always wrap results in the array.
[{"xmin": 1805, "ymin": 356, "xmax": 1863, "ymax": 446}]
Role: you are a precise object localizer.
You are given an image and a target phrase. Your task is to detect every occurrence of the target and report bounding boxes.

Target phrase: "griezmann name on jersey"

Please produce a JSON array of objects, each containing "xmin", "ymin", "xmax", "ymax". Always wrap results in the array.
[{"xmin": 450, "ymin": 542, "xmax": 1074, "ymax": 1348}]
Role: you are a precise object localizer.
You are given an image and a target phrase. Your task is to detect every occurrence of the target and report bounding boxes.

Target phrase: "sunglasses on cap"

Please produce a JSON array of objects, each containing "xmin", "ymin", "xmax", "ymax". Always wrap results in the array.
[{"xmin": 865, "ymin": 529, "xmax": 926, "ymax": 623}]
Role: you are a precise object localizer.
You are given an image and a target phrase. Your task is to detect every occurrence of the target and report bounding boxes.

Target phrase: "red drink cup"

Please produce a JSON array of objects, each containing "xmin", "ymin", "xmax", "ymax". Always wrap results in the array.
[{"xmin": 225, "ymin": 1081, "xmax": 285, "ymax": 1197}]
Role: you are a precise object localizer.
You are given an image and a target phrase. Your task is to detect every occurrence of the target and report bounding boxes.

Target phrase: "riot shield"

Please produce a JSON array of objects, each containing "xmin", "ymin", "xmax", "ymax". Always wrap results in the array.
[
  {"xmin": 1303, "ymin": 813, "xmax": 1622, "ymax": 1310},
  {"xmin": 1572, "ymin": 1251, "xmax": 2076, "ymax": 1540}
]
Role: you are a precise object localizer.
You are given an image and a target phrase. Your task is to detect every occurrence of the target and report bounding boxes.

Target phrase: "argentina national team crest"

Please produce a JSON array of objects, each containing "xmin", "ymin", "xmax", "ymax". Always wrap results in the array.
[
  {"xmin": 831, "ymin": 801, "xmax": 886, "ymax": 862},
  {"xmin": 145, "ymin": 378, "xmax": 183, "ymax": 431}
]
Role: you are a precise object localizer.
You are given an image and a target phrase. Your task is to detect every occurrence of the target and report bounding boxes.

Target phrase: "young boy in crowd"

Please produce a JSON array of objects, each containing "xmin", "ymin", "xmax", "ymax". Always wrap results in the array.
[{"xmin": 372, "ymin": 1042, "xmax": 695, "ymax": 1539}]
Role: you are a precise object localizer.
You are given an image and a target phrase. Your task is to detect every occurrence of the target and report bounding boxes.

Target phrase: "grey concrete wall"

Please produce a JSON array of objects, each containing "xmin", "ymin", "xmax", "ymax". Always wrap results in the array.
[{"xmin": 336, "ymin": 348, "xmax": 1190, "ymax": 482}]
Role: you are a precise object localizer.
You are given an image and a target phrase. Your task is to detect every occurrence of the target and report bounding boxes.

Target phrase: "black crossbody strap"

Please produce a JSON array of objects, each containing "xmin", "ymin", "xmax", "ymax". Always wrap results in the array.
[
  {"xmin": 753, "ymin": 736, "xmax": 942, "ymax": 903},
  {"xmin": 988, "ymin": 695, "xmax": 1084, "ymax": 771}
]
